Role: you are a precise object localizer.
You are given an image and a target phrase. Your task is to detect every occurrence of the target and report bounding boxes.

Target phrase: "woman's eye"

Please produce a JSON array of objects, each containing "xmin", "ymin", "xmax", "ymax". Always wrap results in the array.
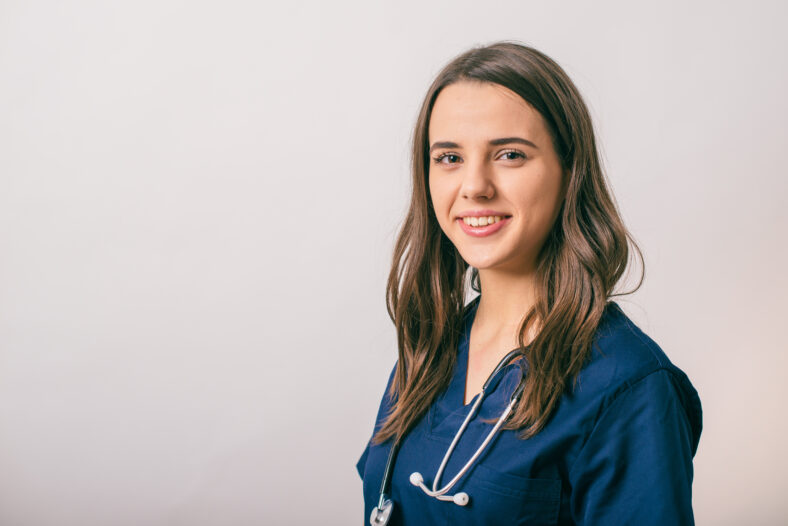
[
  {"xmin": 499, "ymin": 150, "xmax": 526, "ymax": 161},
  {"xmin": 432, "ymin": 151, "xmax": 524, "ymax": 164},
  {"xmin": 433, "ymin": 153, "xmax": 461, "ymax": 165}
]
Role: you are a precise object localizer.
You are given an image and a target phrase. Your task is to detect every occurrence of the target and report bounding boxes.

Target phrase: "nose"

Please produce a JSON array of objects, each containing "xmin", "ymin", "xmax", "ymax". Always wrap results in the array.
[{"xmin": 460, "ymin": 159, "xmax": 495, "ymax": 200}]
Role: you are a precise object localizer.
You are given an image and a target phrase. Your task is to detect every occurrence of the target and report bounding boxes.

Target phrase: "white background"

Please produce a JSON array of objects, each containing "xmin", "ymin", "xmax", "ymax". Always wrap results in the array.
[{"xmin": 1, "ymin": 1, "xmax": 786, "ymax": 524}]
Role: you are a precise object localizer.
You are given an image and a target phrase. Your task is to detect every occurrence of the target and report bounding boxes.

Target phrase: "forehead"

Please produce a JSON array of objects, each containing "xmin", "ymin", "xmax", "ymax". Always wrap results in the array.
[{"xmin": 428, "ymin": 81, "xmax": 548, "ymax": 145}]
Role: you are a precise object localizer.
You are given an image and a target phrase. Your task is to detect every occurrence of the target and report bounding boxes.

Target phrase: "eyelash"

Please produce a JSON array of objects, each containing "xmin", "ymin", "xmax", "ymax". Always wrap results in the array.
[{"xmin": 431, "ymin": 149, "xmax": 526, "ymax": 165}]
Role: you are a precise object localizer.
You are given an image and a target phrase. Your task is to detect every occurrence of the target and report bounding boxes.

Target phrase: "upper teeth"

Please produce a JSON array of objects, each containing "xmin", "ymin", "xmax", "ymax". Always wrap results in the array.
[{"xmin": 463, "ymin": 215, "xmax": 502, "ymax": 227}]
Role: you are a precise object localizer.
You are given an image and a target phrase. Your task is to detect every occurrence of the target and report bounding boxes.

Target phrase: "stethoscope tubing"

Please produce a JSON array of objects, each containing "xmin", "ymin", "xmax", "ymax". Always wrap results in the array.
[
  {"xmin": 429, "ymin": 389, "xmax": 518, "ymax": 496},
  {"xmin": 377, "ymin": 442, "xmax": 399, "ymax": 510},
  {"xmin": 371, "ymin": 348, "xmax": 525, "ymax": 524}
]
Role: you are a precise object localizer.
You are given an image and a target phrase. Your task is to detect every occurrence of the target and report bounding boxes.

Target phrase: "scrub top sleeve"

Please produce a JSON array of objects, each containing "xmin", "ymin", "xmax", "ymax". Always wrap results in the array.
[
  {"xmin": 568, "ymin": 368, "xmax": 697, "ymax": 526},
  {"xmin": 356, "ymin": 362, "xmax": 398, "ymax": 480}
]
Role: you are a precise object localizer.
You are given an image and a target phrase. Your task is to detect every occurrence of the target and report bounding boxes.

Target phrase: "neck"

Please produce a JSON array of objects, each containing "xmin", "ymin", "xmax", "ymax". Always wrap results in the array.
[{"xmin": 473, "ymin": 267, "xmax": 540, "ymax": 348}]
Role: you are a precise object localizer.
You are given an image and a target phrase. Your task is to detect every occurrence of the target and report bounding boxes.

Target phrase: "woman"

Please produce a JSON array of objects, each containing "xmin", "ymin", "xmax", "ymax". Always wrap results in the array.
[{"xmin": 356, "ymin": 41, "xmax": 702, "ymax": 526}]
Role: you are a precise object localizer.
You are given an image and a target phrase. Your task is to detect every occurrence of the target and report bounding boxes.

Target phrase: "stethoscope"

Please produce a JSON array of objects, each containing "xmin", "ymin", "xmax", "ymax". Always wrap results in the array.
[{"xmin": 370, "ymin": 348, "xmax": 526, "ymax": 526}]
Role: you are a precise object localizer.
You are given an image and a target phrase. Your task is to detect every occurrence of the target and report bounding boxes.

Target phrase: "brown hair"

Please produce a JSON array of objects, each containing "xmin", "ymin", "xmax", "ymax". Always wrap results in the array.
[{"xmin": 373, "ymin": 41, "xmax": 643, "ymax": 444}]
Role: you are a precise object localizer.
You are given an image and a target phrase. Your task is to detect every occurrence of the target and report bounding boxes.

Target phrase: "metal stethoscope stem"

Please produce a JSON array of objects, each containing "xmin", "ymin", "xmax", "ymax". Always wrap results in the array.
[{"xmin": 370, "ymin": 349, "xmax": 525, "ymax": 526}]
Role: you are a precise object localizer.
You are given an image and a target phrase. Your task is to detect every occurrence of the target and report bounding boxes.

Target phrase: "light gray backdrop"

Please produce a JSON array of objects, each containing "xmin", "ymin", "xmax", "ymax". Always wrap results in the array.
[{"xmin": 1, "ymin": 0, "xmax": 786, "ymax": 524}]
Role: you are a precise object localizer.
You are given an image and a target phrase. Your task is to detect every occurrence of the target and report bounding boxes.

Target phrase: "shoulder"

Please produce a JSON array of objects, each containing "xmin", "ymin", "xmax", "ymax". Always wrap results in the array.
[
  {"xmin": 566, "ymin": 301, "xmax": 702, "ymax": 448},
  {"xmin": 577, "ymin": 301, "xmax": 689, "ymax": 394},
  {"xmin": 562, "ymin": 304, "xmax": 702, "ymax": 522}
]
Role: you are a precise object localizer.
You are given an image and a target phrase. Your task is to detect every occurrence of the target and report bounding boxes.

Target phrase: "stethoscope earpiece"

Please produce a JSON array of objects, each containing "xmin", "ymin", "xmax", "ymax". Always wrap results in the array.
[
  {"xmin": 452, "ymin": 492, "xmax": 470, "ymax": 506},
  {"xmin": 409, "ymin": 471, "xmax": 471, "ymax": 506}
]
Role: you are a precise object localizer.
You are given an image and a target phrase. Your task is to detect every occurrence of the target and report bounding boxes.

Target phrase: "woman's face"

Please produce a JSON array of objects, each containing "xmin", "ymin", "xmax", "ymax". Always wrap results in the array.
[{"xmin": 428, "ymin": 81, "xmax": 566, "ymax": 274}]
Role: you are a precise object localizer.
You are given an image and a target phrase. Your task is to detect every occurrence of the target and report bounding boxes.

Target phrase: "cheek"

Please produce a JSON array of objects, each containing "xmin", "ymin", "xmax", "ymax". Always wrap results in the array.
[
  {"xmin": 509, "ymin": 174, "xmax": 563, "ymax": 231},
  {"xmin": 534, "ymin": 187, "xmax": 564, "ymax": 237}
]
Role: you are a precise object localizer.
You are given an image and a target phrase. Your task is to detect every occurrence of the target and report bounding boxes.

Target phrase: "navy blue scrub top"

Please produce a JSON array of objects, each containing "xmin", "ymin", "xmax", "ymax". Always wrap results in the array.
[{"xmin": 356, "ymin": 297, "xmax": 702, "ymax": 525}]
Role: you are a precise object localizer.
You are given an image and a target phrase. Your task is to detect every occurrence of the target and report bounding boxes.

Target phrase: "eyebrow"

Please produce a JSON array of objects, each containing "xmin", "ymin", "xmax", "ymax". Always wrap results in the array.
[{"xmin": 429, "ymin": 137, "xmax": 539, "ymax": 154}]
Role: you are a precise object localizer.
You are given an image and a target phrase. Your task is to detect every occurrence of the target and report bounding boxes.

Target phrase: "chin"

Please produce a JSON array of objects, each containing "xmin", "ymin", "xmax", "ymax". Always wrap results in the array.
[
  {"xmin": 459, "ymin": 247, "xmax": 530, "ymax": 274},
  {"xmin": 456, "ymin": 250, "xmax": 505, "ymax": 271}
]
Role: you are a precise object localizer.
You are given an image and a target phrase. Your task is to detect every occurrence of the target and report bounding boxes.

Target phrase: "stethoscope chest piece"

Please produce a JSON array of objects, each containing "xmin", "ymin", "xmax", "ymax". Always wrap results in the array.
[{"xmin": 370, "ymin": 498, "xmax": 393, "ymax": 526}]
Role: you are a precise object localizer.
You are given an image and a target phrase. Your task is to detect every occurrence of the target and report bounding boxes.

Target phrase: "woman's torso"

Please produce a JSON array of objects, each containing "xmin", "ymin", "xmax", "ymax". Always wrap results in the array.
[{"xmin": 357, "ymin": 298, "xmax": 702, "ymax": 525}]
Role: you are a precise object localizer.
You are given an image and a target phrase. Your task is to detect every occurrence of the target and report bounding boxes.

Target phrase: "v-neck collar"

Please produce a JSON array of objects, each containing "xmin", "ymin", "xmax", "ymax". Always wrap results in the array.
[
  {"xmin": 440, "ymin": 296, "xmax": 526, "ymax": 411},
  {"xmin": 427, "ymin": 296, "xmax": 528, "ymax": 441}
]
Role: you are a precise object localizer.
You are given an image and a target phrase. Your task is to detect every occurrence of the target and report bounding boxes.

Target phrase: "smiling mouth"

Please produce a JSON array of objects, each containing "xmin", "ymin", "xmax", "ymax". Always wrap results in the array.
[
  {"xmin": 461, "ymin": 215, "xmax": 507, "ymax": 227},
  {"xmin": 456, "ymin": 215, "xmax": 512, "ymax": 237}
]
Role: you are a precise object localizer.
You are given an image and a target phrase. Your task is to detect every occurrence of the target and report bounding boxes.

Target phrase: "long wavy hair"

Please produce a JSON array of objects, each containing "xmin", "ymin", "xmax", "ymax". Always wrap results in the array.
[{"xmin": 373, "ymin": 41, "xmax": 643, "ymax": 444}]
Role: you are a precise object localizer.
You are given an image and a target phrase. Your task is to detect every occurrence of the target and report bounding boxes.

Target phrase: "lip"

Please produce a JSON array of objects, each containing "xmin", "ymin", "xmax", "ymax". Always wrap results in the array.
[{"xmin": 456, "ymin": 216, "xmax": 511, "ymax": 237}]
